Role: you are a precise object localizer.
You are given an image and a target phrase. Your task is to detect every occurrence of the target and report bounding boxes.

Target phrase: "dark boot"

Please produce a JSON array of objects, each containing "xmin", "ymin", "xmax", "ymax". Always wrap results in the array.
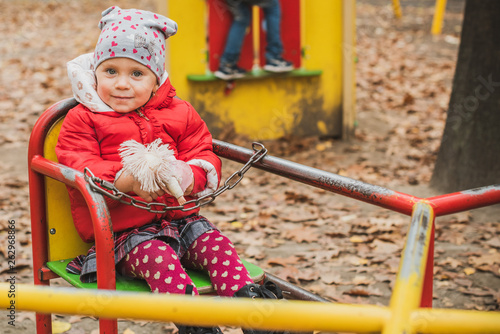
[
  {"xmin": 176, "ymin": 285, "xmax": 224, "ymax": 334},
  {"xmin": 234, "ymin": 281, "xmax": 287, "ymax": 334},
  {"xmin": 177, "ymin": 325, "xmax": 223, "ymax": 334}
]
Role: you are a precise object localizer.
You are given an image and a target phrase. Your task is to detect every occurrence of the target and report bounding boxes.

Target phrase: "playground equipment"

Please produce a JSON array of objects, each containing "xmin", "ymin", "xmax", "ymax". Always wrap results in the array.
[
  {"xmin": 392, "ymin": 0, "xmax": 450, "ymax": 35},
  {"xmin": 432, "ymin": 0, "xmax": 448, "ymax": 35},
  {"xmin": 12, "ymin": 97, "xmax": 500, "ymax": 333},
  {"xmin": 163, "ymin": 0, "xmax": 357, "ymax": 140},
  {"xmin": 25, "ymin": 98, "xmax": 328, "ymax": 334}
]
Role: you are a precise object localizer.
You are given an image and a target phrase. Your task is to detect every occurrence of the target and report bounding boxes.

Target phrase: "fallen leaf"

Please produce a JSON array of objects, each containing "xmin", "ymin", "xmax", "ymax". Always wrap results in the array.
[
  {"xmin": 275, "ymin": 266, "xmax": 300, "ymax": 284},
  {"xmin": 344, "ymin": 287, "xmax": 383, "ymax": 297},
  {"xmin": 486, "ymin": 237, "xmax": 500, "ymax": 249},
  {"xmin": 468, "ymin": 253, "xmax": 499, "ymax": 267},
  {"xmin": 267, "ymin": 256, "xmax": 301, "ymax": 267},
  {"xmin": 16, "ymin": 312, "xmax": 36, "ymax": 323},
  {"xmin": 320, "ymin": 272, "xmax": 343, "ymax": 285},
  {"xmin": 52, "ymin": 321, "xmax": 71, "ymax": 334},
  {"xmin": 352, "ymin": 275, "xmax": 375, "ymax": 285},
  {"xmin": 244, "ymin": 246, "xmax": 266, "ymax": 260},
  {"xmin": 285, "ymin": 227, "xmax": 318, "ymax": 243},
  {"xmin": 454, "ymin": 278, "xmax": 473, "ymax": 288},
  {"xmin": 402, "ymin": 92, "xmax": 415, "ymax": 106},
  {"xmin": 231, "ymin": 221, "xmax": 244, "ymax": 229},
  {"xmin": 68, "ymin": 315, "xmax": 84, "ymax": 324},
  {"xmin": 439, "ymin": 256, "xmax": 463, "ymax": 269},
  {"xmin": 297, "ymin": 268, "xmax": 320, "ymax": 282},
  {"xmin": 458, "ymin": 287, "xmax": 495, "ymax": 297},
  {"xmin": 349, "ymin": 236, "xmax": 365, "ymax": 243},
  {"xmin": 463, "ymin": 267, "xmax": 476, "ymax": 275},
  {"xmin": 371, "ymin": 239, "xmax": 400, "ymax": 254}
]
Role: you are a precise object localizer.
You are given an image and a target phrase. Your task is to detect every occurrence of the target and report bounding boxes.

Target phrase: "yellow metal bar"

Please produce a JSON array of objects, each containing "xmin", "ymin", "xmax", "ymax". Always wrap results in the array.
[
  {"xmin": 299, "ymin": 0, "xmax": 306, "ymax": 68},
  {"xmin": 1, "ymin": 283, "xmax": 389, "ymax": 333},
  {"xmin": 392, "ymin": 0, "xmax": 402, "ymax": 19},
  {"xmin": 342, "ymin": 0, "xmax": 357, "ymax": 140},
  {"xmin": 431, "ymin": 0, "xmax": 447, "ymax": 35},
  {"xmin": 4, "ymin": 283, "xmax": 500, "ymax": 333},
  {"xmin": 411, "ymin": 309, "xmax": 500, "ymax": 334},
  {"xmin": 383, "ymin": 202, "xmax": 435, "ymax": 334},
  {"xmin": 252, "ymin": 5, "xmax": 261, "ymax": 72}
]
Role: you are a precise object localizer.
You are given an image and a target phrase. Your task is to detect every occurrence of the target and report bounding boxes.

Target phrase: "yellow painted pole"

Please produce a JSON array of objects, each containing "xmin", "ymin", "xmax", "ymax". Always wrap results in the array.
[
  {"xmin": 431, "ymin": 0, "xmax": 447, "ymax": 35},
  {"xmin": 411, "ymin": 309, "xmax": 500, "ymax": 334},
  {"xmin": 392, "ymin": 0, "xmax": 402, "ymax": 19},
  {"xmin": 252, "ymin": 5, "xmax": 261, "ymax": 73},
  {"xmin": 1, "ymin": 283, "xmax": 389, "ymax": 333},
  {"xmin": 383, "ymin": 202, "xmax": 435, "ymax": 334},
  {"xmin": 299, "ymin": 0, "xmax": 306, "ymax": 69},
  {"xmin": 342, "ymin": 0, "xmax": 356, "ymax": 140},
  {"xmin": 4, "ymin": 283, "xmax": 500, "ymax": 333}
]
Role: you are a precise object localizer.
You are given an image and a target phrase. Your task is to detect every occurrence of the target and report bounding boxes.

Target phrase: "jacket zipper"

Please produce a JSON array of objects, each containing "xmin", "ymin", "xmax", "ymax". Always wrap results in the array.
[
  {"xmin": 136, "ymin": 108, "xmax": 150, "ymax": 121},
  {"xmin": 136, "ymin": 108, "xmax": 155, "ymax": 143}
]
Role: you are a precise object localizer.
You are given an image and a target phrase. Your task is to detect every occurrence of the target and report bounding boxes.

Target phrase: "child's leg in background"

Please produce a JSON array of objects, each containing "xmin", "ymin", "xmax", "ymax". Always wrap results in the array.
[
  {"xmin": 182, "ymin": 230, "xmax": 254, "ymax": 297},
  {"xmin": 118, "ymin": 239, "xmax": 198, "ymax": 295}
]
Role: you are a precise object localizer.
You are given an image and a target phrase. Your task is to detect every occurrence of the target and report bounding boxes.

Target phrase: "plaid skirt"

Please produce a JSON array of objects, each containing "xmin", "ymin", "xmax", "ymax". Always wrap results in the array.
[{"xmin": 66, "ymin": 214, "xmax": 218, "ymax": 283}]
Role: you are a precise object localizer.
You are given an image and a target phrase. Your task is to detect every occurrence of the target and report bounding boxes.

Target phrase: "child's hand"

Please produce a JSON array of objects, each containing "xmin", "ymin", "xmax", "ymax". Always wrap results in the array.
[
  {"xmin": 183, "ymin": 180, "xmax": 194, "ymax": 196},
  {"xmin": 115, "ymin": 171, "xmax": 165, "ymax": 202}
]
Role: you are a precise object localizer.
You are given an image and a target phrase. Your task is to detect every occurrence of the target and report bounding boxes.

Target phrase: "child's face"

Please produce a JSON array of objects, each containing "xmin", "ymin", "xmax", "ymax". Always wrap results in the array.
[{"xmin": 95, "ymin": 58, "xmax": 159, "ymax": 114}]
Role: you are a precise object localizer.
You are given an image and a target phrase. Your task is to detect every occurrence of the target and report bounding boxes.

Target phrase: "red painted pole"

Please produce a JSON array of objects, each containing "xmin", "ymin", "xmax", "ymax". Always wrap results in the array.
[
  {"xmin": 213, "ymin": 139, "xmax": 421, "ymax": 216},
  {"xmin": 427, "ymin": 185, "xmax": 500, "ymax": 216},
  {"xmin": 28, "ymin": 99, "xmax": 77, "ymax": 334},
  {"xmin": 29, "ymin": 99, "xmax": 118, "ymax": 334},
  {"xmin": 420, "ymin": 222, "xmax": 435, "ymax": 308}
]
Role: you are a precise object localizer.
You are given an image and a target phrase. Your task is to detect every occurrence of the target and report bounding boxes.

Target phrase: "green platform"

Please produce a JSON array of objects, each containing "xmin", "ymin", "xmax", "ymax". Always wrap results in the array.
[
  {"xmin": 47, "ymin": 258, "xmax": 265, "ymax": 294},
  {"xmin": 187, "ymin": 68, "xmax": 322, "ymax": 82}
]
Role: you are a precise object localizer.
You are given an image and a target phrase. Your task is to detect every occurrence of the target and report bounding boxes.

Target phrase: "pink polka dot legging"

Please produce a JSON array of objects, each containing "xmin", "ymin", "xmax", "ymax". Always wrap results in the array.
[{"xmin": 117, "ymin": 230, "xmax": 254, "ymax": 297}]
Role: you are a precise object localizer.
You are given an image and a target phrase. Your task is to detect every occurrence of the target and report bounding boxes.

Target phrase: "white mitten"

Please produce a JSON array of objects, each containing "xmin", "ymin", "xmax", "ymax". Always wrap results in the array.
[
  {"xmin": 169, "ymin": 159, "xmax": 194, "ymax": 194},
  {"xmin": 156, "ymin": 156, "xmax": 194, "ymax": 205},
  {"xmin": 118, "ymin": 139, "xmax": 192, "ymax": 204}
]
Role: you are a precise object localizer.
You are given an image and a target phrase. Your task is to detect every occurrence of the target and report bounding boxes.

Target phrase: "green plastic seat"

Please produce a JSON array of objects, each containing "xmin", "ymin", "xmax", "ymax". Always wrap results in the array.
[{"xmin": 47, "ymin": 258, "xmax": 264, "ymax": 294}]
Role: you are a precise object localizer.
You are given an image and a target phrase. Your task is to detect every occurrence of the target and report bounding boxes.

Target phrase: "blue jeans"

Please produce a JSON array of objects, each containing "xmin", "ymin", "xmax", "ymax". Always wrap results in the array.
[{"xmin": 219, "ymin": 0, "xmax": 283, "ymax": 65}]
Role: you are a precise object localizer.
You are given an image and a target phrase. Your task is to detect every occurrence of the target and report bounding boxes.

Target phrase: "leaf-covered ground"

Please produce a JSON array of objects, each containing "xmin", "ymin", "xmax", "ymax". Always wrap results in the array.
[{"xmin": 1, "ymin": 0, "xmax": 499, "ymax": 333}]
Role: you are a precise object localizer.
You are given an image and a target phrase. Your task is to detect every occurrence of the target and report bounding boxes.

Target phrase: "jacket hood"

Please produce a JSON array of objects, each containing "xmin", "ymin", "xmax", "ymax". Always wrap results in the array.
[{"xmin": 67, "ymin": 53, "xmax": 172, "ymax": 113}]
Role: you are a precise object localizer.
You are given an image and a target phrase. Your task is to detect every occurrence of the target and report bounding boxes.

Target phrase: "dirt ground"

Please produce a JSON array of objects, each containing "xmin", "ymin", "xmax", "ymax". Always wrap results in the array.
[{"xmin": 1, "ymin": 0, "xmax": 499, "ymax": 333}]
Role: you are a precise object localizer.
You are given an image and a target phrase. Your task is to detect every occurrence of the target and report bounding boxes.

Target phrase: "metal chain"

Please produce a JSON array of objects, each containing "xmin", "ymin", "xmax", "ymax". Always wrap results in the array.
[{"xmin": 83, "ymin": 142, "xmax": 267, "ymax": 214}]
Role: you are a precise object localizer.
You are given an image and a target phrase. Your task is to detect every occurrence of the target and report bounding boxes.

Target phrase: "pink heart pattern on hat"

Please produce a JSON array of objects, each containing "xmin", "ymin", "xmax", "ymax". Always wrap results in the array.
[{"xmin": 93, "ymin": 6, "xmax": 178, "ymax": 82}]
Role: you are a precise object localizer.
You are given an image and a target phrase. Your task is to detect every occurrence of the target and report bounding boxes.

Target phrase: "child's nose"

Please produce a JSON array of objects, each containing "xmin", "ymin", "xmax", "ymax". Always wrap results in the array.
[{"xmin": 115, "ymin": 75, "xmax": 130, "ymax": 89}]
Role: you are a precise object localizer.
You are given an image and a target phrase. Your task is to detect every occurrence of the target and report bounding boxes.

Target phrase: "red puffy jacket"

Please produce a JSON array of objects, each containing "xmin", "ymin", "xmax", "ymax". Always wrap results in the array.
[{"xmin": 56, "ymin": 78, "xmax": 221, "ymax": 242}]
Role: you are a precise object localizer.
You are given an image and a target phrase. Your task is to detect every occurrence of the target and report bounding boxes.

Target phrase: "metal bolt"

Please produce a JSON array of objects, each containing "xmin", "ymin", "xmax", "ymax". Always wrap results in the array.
[{"xmin": 50, "ymin": 228, "xmax": 56, "ymax": 235}]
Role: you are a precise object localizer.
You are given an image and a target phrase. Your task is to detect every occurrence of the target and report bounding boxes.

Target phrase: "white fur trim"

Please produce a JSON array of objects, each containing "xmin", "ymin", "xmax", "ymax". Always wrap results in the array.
[
  {"xmin": 187, "ymin": 159, "xmax": 219, "ymax": 197},
  {"xmin": 67, "ymin": 53, "xmax": 169, "ymax": 113}
]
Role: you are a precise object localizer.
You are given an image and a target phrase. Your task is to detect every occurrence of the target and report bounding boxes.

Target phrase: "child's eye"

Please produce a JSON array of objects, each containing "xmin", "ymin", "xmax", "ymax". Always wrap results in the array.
[
  {"xmin": 106, "ymin": 68, "xmax": 116, "ymax": 75},
  {"xmin": 132, "ymin": 71, "xmax": 143, "ymax": 77}
]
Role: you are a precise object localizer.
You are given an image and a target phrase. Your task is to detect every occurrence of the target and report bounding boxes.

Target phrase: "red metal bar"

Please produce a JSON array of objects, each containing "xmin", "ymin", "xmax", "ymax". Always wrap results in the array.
[
  {"xmin": 30, "ymin": 157, "xmax": 116, "ymax": 289},
  {"xmin": 427, "ymin": 185, "xmax": 500, "ymax": 216},
  {"xmin": 213, "ymin": 139, "xmax": 421, "ymax": 216},
  {"xmin": 28, "ymin": 98, "xmax": 117, "ymax": 334},
  {"xmin": 30, "ymin": 157, "xmax": 118, "ymax": 334},
  {"xmin": 28, "ymin": 99, "xmax": 78, "ymax": 334},
  {"xmin": 39, "ymin": 266, "xmax": 60, "ymax": 281},
  {"xmin": 421, "ymin": 223, "xmax": 435, "ymax": 308}
]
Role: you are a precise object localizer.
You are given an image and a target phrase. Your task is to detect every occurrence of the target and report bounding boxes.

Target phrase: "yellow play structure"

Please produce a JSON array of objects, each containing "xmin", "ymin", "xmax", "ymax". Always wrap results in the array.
[{"xmin": 159, "ymin": 0, "xmax": 357, "ymax": 141}]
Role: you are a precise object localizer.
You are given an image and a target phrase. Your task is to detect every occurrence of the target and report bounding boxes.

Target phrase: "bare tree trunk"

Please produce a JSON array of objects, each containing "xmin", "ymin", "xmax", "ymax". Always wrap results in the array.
[{"xmin": 431, "ymin": 0, "xmax": 500, "ymax": 192}]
